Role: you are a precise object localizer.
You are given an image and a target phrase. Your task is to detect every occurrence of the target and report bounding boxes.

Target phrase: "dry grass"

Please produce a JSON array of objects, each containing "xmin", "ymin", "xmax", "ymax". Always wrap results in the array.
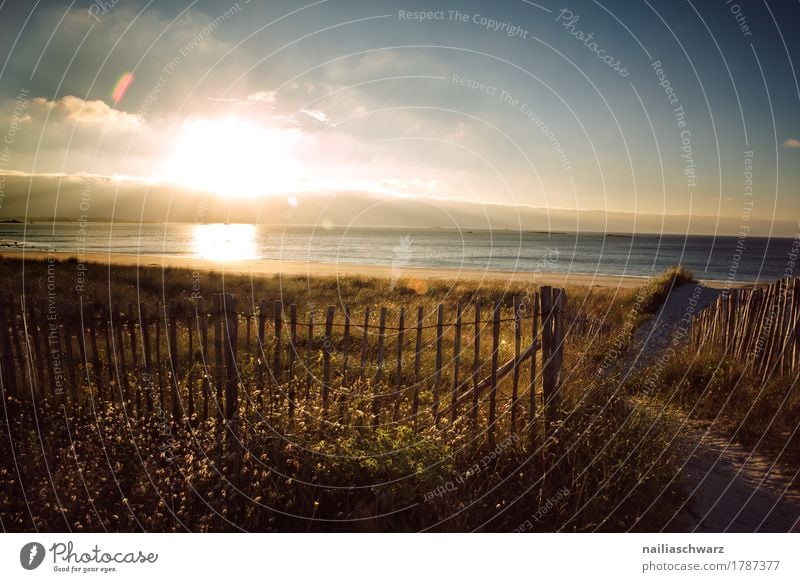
[{"xmin": 0, "ymin": 257, "xmax": 684, "ymax": 531}]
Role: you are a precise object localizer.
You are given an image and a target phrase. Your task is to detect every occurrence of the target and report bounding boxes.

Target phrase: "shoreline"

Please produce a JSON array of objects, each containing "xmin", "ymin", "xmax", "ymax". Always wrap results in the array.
[{"xmin": 0, "ymin": 250, "xmax": 752, "ymax": 289}]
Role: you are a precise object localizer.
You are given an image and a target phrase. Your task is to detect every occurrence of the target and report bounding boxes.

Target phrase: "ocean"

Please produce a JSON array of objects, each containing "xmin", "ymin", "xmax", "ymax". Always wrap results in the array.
[{"xmin": 1, "ymin": 222, "xmax": 797, "ymax": 283}]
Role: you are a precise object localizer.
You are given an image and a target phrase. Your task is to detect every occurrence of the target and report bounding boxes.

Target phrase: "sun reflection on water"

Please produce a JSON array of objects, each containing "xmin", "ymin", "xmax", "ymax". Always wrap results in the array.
[{"xmin": 193, "ymin": 223, "xmax": 258, "ymax": 262}]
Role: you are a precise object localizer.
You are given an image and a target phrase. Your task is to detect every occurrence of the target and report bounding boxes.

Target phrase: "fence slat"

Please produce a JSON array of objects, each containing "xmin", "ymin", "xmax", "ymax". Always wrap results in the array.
[
  {"xmin": 288, "ymin": 304, "xmax": 297, "ymax": 418},
  {"xmin": 323, "ymin": 306, "xmax": 334, "ymax": 412},
  {"xmin": 530, "ymin": 292, "xmax": 540, "ymax": 437},
  {"xmin": 450, "ymin": 302, "xmax": 462, "ymax": 423},
  {"xmin": 488, "ymin": 301, "xmax": 501, "ymax": 448},
  {"xmin": 472, "ymin": 304, "xmax": 481, "ymax": 428},
  {"xmin": 305, "ymin": 309, "xmax": 314, "ymax": 400},
  {"xmin": 394, "ymin": 307, "xmax": 405, "ymax": 422},
  {"xmin": 273, "ymin": 300, "xmax": 283, "ymax": 384},
  {"xmin": 342, "ymin": 307, "xmax": 351, "ymax": 387},
  {"xmin": 360, "ymin": 307, "xmax": 370, "ymax": 384},
  {"xmin": 373, "ymin": 307, "xmax": 387, "ymax": 427},
  {"xmin": 433, "ymin": 304, "xmax": 444, "ymax": 424},
  {"xmin": 511, "ymin": 295, "xmax": 521, "ymax": 434},
  {"xmin": 412, "ymin": 306, "xmax": 423, "ymax": 424}
]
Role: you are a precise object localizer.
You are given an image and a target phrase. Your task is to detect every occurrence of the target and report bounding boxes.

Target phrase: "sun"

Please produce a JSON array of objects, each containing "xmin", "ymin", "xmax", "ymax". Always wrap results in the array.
[{"xmin": 162, "ymin": 117, "xmax": 301, "ymax": 198}]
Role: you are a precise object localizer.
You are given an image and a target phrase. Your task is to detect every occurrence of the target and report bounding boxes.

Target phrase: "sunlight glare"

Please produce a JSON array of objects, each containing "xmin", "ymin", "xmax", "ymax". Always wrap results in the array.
[
  {"xmin": 163, "ymin": 118, "xmax": 301, "ymax": 198},
  {"xmin": 193, "ymin": 223, "xmax": 258, "ymax": 262}
]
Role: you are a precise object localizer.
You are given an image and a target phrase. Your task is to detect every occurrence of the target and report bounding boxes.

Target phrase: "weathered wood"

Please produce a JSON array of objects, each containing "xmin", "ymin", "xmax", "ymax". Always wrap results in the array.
[
  {"xmin": 450, "ymin": 302, "xmax": 462, "ymax": 423},
  {"xmin": 488, "ymin": 302, "xmax": 501, "ymax": 448},
  {"xmin": 360, "ymin": 307, "xmax": 370, "ymax": 384},
  {"xmin": 273, "ymin": 300, "xmax": 282, "ymax": 384},
  {"xmin": 10, "ymin": 297, "xmax": 32, "ymax": 397},
  {"xmin": 126, "ymin": 303, "xmax": 139, "ymax": 412},
  {"xmin": 61, "ymin": 302, "xmax": 77, "ymax": 402},
  {"xmin": 257, "ymin": 299, "xmax": 266, "ymax": 392},
  {"xmin": 433, "ymin": 304, "xmax": 444, "ymax": 424},
  {"xmin": 530, "ymin": 292, "xmax": 540, "ymax": 432},
  {"xmin": 511, "ymin": 295, "xmax": 521, "ymax": 433},
  {"xmin": 88, "ymin": 303, "xmax": 103, "ymax": 400},
  {"xmin": 38, "ymin": 302, "xmax": 57, "ymax": 397},
  {"xmin": 472, "ymin": 303, "xmax": 481, "ymax": 428},
  {"xmin": 288, "ymin": 304, "xmax": 297, "ymax": 417},
  {"xmin": 0, "ymin": 300, "xmax": 17, "ymax": 397},
  {"xmin": 198, "ymin": 300, "xmax": 210, "ymax": 421},
  {"xmin": 323, "ymin": 306, "xmax": 334, "ymax": 411},
  {"xmin": 168, "ymin": 301, "xmax": 181, "ymax": 419},
  {"xmin": 29, "ymin": 302, "xmax": 47, "ymax": 397},
  {"xmin": 394, "ymin": 307, "xmax": 405, "ymax": 422},
  {"xmin": 96, "ymin": 306, "xmax": 111, "ymax": 403},
  {"xmin": 342, "ymin": 307, "xmax": 351, "ymax": 386},
  {"xmin": 551, "ymin": 289, "xmax": 566, "ymax": 417},
  {"xmin": 186, "ymin": 303, "xmax": 195, "ymax": 419},
  {"xmin": 373, "ymin": 307, "xmax": 387, "ymax": 427},
  {"xmin": 139, "ymin": 303, "xmax": 154, "ymax": 415},
  {"xmin": 412, "ymin": 306, "xmax": 423, "ymax": 423},
  {"xmin": 155, "ymin": 301, "xmax": 165, "ymax": 410},
  {"xmin": 244, "ymin": 303, "xmax": 252, "ymax": 358},
  {"xmin": 305, "ymin": 309, "xmax": 314, "ymax": 400},
  {"xmin": 212, "ymin": 297, "xmax": 224, "ymax": 422},
  {"xmin": 222, "ymin": 294, "xmax": 238, "ymax": 423},
  {"xmin": 540, "ymin": 287, "xmax": 555, "ymax": 425}
]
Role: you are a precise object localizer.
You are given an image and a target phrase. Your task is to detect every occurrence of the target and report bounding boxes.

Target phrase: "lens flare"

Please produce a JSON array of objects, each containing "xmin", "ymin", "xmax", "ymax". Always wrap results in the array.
[{"xmin": 112, "ymin": 72, "xmax": 134, "ymax": 103}]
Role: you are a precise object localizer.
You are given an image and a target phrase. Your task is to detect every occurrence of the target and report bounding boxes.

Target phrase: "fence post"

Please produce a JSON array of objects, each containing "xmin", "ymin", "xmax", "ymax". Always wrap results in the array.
[
  {"xmin": 511, "ymin": 295, "xmax": 521, "ymax": 434},
  {"xmin": 305, "ymin": 309, "xmax": 314, "ymax": 400},
  {"xmin": 412, "ymin": 306, "xmax": 423, "ymax": 425},
  {"xmin": 221, "ymin": 294, "xmax": 238, "ymax": 424},
  {"xmin": 168, "ymin": 300, "xmax": 182, "ymax": 420},
  {"xmin": 212, "ymin": 296, "xmax": 224, "ymax": 423},
  {"xmin": 257, "ymin": 299, "xmax": 266, "ymax": 393},
  {"xmin": 186, "ymin": 302, "xmax": 195, "ymax": 420},
  {"xmin": 112, "ymin": 304, "xmax": 129, "ymax": 406},
  {"xmin": 273, "ymin": 300, "xmax": 283, "ymax": 384},
  {"xmin": 540, "ymin": 287, "xmax": 555, "ymax": 429},
  {"xmin": 360, "ymin": 307, "xmax": 370, "ymax": 384},
  {"xmin": 198, "ymin": 299, "xmax": 210, "ymax": 422},
  {"xmin": 472, "ymin": 304, "xmax": 481, "ymax": 429},
  {"xmin": 552, "ymin": 289, "xmax": 566, "ymax": 418},
  {"xmin": 288, "ymin": 304, "xmax": 297, "ymax": 418},
  {"xmin": 0, "ymin": 300, "xmax": 16, "ymax": 398},
  {"xmin": 394, "ymin": 307, "xmax": 405, "ymax": 422},
  {"xmin": 323, "ymin": 306, "xmax": 334, "ymax": 412},
  {"xmin": 488, "ymin": 301, "xmax": 501, "ymax": 448},
  {"xmin": 529, "ymin": 292, "xmax": 540, "ymax": 440},
  {"xmin": 373, "ymin": 307, "xmax": 387, "ymax": 427},
  {"xmin": 450, "ymin": 302, "xmax": 462, "ymax": 423},
  {"xmin": 139, "ymin": 302, "xmax": 154, "ymax": 415},
  {"xmin": 342, "ymin": 306, "xmax": 351, "ymax": 387},
  {"xmin": 30, "ymin": 302, "xmax": 47, "ymax": 398},
  {"xmin": 155, "ymin": 301, "xmax": 165, "ymax": 410},
  {"xmin": 433, "ymin": 304, "xmax": 444, "ymax": 424}
]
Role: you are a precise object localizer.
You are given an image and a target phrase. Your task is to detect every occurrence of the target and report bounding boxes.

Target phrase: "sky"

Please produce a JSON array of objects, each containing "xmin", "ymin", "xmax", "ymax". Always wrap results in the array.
[{"xmin": 0, "ymin": 0, "xmax": 798, "ymax": 234}]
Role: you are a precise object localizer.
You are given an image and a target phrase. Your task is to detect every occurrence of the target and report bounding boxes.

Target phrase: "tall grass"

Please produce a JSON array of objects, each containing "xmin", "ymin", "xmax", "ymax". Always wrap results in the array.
[{"xmin": 0, "ymin": 257, "xmax": 684, "ymax": 531}]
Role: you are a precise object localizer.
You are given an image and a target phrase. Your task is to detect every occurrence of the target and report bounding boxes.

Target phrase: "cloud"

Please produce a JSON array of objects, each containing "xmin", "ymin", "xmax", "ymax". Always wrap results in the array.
[
  {"xmin": 32, "ymin": 96, "xmax": 144, "ymax": 132},
  {"xmin": 784, "ymin": 138, "xmax": 800, "ymax": 148},
  {"xmin": 300, "ymin": 109, "xmax": 331, "ymax": 124},
  {"xmin": 247, "ymin": 91, "xmax": 277, "ymax": 104}
]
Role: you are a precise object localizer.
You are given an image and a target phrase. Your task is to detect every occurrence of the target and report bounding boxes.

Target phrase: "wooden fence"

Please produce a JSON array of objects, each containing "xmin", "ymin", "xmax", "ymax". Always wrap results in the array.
[
  {"xmin": 0, "ymin": 287, "xmax": 609, "ymax": 443},
  {"xmin": 691, "ymin": 276, "xmax": 800, "ymax": 381}
]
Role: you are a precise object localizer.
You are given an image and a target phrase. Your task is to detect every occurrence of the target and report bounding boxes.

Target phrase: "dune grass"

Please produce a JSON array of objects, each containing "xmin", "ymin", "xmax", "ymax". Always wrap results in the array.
[{"xmin": 0, "ymin": 256, "xmax": 684, "ymax": 531}]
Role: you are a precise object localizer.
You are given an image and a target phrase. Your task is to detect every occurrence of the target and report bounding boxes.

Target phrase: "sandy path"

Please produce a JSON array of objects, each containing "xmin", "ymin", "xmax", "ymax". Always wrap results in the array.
[{"xmin": 625, "ymin": 283, "xmax": 800, "ymax": 532}]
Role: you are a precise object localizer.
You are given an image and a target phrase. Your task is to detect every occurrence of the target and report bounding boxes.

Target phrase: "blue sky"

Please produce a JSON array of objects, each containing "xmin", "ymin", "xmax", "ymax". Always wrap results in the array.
[{"xmin": 0, "ymin": 0, "xmax": 798, "ymax": 233}]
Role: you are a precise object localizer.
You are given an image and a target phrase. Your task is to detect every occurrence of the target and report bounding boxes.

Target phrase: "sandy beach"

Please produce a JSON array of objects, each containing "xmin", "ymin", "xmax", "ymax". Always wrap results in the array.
[{"xmin": 0, "ymin": 250, "xmax": 748, "ymax": 289}]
